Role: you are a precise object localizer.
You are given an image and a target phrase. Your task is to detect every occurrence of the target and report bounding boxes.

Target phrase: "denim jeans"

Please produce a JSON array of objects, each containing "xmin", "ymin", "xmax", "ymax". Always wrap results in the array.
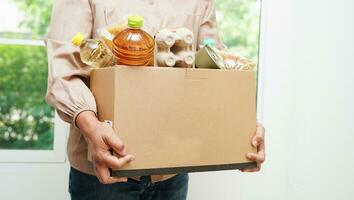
[{"xmin": 69, "ymin": 167, "xmax": 189, "ymax": 200}]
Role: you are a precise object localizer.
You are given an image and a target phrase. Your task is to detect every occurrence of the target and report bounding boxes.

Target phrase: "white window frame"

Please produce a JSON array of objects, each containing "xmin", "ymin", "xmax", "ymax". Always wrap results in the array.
[
  {"xmin": 256, "ymin": 0, "xmax": 267, "ymax": 122},
  {"xmin": 0, "ymin": 39, "xmax": 69, "ymax": 163}
]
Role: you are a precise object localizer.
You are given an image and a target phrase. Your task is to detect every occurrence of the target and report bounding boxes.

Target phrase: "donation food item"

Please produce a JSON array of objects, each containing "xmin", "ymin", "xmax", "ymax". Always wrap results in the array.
[
  {"xmin": 196, "ymin": 38, "xmax": 255, "ymax": 71},
  {"xmin": 98, "ymin": 19, "xmax": 128, "ymax": 50},
  {"xmin": 107, "ymin": 22, "xmax": 128, "ymax": 36},
  {"xmin": 113, "ymin": 15, "xmax": 155, "ymax": 66},
  {"xmin": 199, "ymin": 38, "xmax": 217, "ymax": 49},
  {"xmin": 195, "ymin": 39, "xmax": 224, "ymax": 69},
  {"xmin": 72, "ymin": 32, "xmax": 116, "ymax": 69},
  {"xmin": 219, "ymin": 51, "xmax": 255, "ymax": 71},
  {"xmin": 98, "ymin": 29, "xmax": 114, "ymax": 50},
  {"xmin": 155, "ymin": 28, "xmax": 195, "ymax": 68}
]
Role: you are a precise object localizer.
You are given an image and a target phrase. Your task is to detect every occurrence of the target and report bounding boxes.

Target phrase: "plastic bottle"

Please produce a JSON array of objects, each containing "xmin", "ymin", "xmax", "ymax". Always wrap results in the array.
[
  {"xmin": 113, "ymin": 15, "xmax": 155, "ymax": 66},
  {"xmin": 72, "ymin": 32, "xmax": 116, "ymax": 68}
]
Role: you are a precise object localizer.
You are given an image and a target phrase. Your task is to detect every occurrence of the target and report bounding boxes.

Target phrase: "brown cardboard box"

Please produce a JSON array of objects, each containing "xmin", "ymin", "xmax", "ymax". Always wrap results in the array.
[{"xmin": 90, "ymin": 66, "xmax": 257, "ymax": 177}]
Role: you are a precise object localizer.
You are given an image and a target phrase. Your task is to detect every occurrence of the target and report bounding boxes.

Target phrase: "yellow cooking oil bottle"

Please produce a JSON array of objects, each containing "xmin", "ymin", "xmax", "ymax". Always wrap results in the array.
[
  {"xmin": 72, "ymin": 32, "xmax": 116, "ymax": 68},
  {"xmin": 113, "ymin": 15, "xmax": 155, "ymax": 66}
]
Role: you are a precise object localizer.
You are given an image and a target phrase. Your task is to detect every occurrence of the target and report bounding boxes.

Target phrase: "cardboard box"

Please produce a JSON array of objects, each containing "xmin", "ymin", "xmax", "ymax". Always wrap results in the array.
[{"xmin": 90, "ymin": 66, "xmax": 257, "ymax": 177}]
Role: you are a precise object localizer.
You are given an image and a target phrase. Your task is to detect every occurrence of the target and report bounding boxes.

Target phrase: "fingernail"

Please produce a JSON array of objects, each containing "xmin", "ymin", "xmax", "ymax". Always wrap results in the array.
[
  {"xmin": 253, "ymin": 141, "xmax": 258, "ymax": 147},
  {"xmin": 120, "ymin": 149, "xmax": 126, "ymax": 155}
]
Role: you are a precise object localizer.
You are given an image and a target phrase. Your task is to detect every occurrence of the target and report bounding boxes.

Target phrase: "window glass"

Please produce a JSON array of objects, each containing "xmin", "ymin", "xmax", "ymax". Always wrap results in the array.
[
  {"xmin": 0, "ymin": 0, "xmax": 54, "ymax": 150},
  {"xmin": 215, "ymin": 0, "xmax": 261, "ymax": 69}
]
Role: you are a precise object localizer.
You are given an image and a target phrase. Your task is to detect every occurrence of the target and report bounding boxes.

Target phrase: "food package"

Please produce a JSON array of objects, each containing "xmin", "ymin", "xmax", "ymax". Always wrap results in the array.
[
  {"xmin": 219, "ymin": 51, "xmax": 256, "ymax": 71},
  {"xmin": 196, "ymin": 43, "xmax": 255, "ymax": 71},
  {"xmin": 155, "ymin": 28, "xmax": 195, "ymax": 68},
  {"xmin": 98, "ymin": 18, "xmax": 128, "ymax": 50}
]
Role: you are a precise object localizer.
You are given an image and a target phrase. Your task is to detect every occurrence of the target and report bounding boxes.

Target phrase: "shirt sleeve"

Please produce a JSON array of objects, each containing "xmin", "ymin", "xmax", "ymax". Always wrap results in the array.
[
  {"xmin": 198, "ymin": 0, "xmax": 226, "ymax": 50},
  {"xmin": 45, "ymin": 0, "xmax": 97, "ymax": 127}
]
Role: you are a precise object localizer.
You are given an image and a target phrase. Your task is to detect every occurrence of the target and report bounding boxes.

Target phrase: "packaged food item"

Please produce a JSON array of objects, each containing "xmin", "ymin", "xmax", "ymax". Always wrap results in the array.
[
  {"xmin": 106, "ymin": 20, "xmax": 128, "ymax": 36},
  {"xmin": 196, "ymin": 38, "xmax": 255, "ymax": 71},
  {"xmin": 98, "ymin": 19, "xmax": 128, "ymax": 49},
  {"xmin": 199, "ymin": 38, "xmax": 216, "ymax": 49},
  {"xmin": 98, "ymin": 29, "xmax": 114, "ymax": 50},
  {"xmin": 72, "ymin": 32, "xmax": 116, "ymax": 68},
  {"xmin": 195, "ymin": 38, "xmax": 224, "ymax": 69},
  {"xmin": 155, "ymin": 28, "xmax": 195, "ymax": 68},
  {"xmin": 112, "ymin": 15, "xmax": 154, "ymax": 66},
  {"xmin": 219, "ymin": 51, "xmax": 255, "ymax": 70}
]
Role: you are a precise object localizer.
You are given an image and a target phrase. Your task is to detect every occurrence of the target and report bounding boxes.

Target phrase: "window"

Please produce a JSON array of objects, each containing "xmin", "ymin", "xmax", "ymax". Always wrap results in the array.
[
  {"xmin": 215, "ymin": 0, "xmax": 261, "ymax": 69},
  {"xmin": 0, "ymin": 0, "xmax": 68, "ymax": 162},
  {"xmin": 0, "ymin": 43, "xmax": 54, "ymax": 150}
]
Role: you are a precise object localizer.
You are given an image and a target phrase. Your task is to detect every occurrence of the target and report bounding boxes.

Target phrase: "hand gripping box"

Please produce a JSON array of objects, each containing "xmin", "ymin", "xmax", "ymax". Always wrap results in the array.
[{"xmin": 90, "ymin": 66, "xmax": 257, "ymax": 177}]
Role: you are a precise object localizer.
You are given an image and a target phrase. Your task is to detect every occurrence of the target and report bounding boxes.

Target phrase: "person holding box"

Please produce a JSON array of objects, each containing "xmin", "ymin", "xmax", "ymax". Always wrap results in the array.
[{"xmin": 45, "ymin": 0, "xmax": 265, "ymax": 199}]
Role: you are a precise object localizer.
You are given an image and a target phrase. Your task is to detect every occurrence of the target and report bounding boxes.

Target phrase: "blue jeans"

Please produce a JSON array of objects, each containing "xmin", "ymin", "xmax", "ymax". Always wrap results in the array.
[{"xmin": 69, "ymin": 167, "xmax": 189, "ymax": 200}]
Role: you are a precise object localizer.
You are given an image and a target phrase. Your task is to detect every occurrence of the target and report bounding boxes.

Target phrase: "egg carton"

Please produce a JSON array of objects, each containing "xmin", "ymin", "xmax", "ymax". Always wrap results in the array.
[{"xmin": 155, "ymin": 28, "xmax": 195, "ymax": 68}]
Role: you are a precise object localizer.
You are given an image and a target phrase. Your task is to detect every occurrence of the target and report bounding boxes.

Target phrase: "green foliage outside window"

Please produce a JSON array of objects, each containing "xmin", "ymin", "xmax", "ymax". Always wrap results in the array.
[
  {"xmin": 0, "ymin": 45, "xmax": 54, "ymax": 149},
  {"xmin": 215, "ymin": 0, "xmax": 261, "ymax": 63},
  {"xmin": 11, "ymin": 0, "xmax": 52, "ymax": 39}
]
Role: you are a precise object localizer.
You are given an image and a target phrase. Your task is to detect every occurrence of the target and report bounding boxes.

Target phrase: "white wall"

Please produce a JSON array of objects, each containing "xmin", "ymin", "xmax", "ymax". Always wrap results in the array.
[
  {"xmin": 189, "ymin": 0, "xmax": 354, "ymax": 199},
  {"xmin": 0, "ymin": 163, "xmax": 70, "ymax": 200}
]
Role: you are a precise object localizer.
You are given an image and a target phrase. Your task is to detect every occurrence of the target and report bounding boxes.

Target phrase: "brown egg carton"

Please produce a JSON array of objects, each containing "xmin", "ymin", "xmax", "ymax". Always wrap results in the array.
[{"xmin": 155, "ymin": 28, "xmax": 195, "ymax": 68}]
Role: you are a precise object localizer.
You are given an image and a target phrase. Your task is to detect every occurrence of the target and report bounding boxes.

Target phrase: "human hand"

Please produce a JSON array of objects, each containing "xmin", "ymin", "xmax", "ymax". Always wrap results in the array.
[
  {"xmin": 241, "ymin": 122, "xmax": 265, "ymax": 172},
  {"xmin": 76, "ymin": 111, "xmax": 135, "ymax": 184}
]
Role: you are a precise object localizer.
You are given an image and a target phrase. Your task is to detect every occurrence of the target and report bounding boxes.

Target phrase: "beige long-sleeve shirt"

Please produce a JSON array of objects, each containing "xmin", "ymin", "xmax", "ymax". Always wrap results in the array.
[{"xmin": 46, "ymin": 0, "xmax": 224, "ymax": 182}]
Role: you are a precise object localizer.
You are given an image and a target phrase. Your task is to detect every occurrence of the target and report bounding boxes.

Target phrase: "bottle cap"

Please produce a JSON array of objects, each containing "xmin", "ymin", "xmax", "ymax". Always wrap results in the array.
[
  {"xmin": 72, "ymin": 32, "xmax": 85, "ymax": 46},
  {"xmin": 128, "ymin": 15, "xmax": 143, "ymax": 28},
  {"xmin": 202, "ymin": 38, "xmax": 216, "ymax": 46}
]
